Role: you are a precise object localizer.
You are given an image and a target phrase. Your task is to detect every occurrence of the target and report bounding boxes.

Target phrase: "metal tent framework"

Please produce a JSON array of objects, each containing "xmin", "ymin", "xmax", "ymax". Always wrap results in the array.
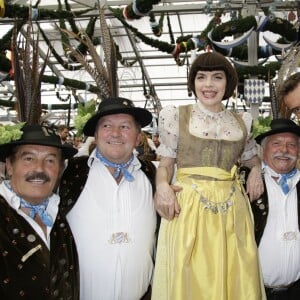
[{"xmin": 0, "ymin": 0, "xmax": 298, "ymax": 126}]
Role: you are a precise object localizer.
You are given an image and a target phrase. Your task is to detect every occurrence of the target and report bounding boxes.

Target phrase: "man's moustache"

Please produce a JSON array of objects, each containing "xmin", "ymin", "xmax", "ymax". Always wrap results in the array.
[{"xmin": 25, "ymin": 172, "xmax": 50, "ymax": 182}]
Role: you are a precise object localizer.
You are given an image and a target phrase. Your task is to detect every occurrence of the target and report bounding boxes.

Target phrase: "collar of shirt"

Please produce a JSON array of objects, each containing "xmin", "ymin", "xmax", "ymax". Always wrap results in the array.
[
  {"xmin": 0, "ymin": 181, "xmax": 59, "ymax": 213},
  {"xmin": 263, "ymin": 163, "xmax": 300, "ymax": 190},
  {"xmin": 0, "ymin": 181, "xmax": 59, "ymax": 248}
]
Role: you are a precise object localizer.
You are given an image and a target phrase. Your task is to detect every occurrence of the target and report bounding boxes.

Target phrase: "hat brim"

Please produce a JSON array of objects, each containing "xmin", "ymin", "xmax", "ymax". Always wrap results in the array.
[
  {"xmin": 83, "ymin": 107, "xmax": 153, "ymax": 136},
  {"xmin": 255, "ymin": 127, "xmax": 300, "ymax": 144},
  {"xmin": 0, "ymin": 140, "xmax": 77, "ymax": 162}
]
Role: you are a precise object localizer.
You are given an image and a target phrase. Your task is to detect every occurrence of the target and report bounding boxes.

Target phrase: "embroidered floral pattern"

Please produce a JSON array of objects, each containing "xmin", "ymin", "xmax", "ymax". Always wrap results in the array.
[{"xmin": 156, "ymin": 102, "xmax": 256, "ymax": 159}]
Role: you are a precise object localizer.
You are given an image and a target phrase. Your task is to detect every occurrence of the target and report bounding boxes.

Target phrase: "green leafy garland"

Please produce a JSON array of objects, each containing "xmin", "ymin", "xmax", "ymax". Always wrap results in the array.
[
  {"xmin": 73, "ymin": 99, "xmax": 96, "ymax": 137},
  {"xmin": 0, "ymin": 122, "xmax": 25, "ymax": 144},
  {"xmin": 252, "ymin": 116, "xmax": 272, "ymax": 139}
]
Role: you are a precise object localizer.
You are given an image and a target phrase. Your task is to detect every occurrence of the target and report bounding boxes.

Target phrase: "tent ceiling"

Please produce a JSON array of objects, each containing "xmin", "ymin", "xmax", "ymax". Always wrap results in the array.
[{"xmin": 0, "ymin": 0, "xmax": 297, "ymax": 125}]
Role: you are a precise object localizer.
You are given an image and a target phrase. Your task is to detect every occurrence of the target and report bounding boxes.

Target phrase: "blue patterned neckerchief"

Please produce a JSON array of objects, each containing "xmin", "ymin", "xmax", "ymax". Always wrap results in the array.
[
  {"xmin": 277, "ymin": 168, "xmax": 298, "ymax": 195},
  {"xmin": 96, "ymin": 149, "xmax": 134, "ymax": 182},
  {"xmin": 4, "ymin": 180, "xmax": 53, "ymax": 227}
]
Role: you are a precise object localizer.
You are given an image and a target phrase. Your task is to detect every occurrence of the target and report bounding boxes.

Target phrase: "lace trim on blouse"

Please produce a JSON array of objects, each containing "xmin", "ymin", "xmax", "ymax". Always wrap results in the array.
[{"xmin": 156, "ymin": 102, "xmax": 256, "ymax": 159}]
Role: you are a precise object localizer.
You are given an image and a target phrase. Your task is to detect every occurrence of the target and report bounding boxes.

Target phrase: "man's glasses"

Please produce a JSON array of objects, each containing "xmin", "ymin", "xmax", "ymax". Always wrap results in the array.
[{"xmin": 288, "ymin": 107, "xmax": 300, "ymax": 116}]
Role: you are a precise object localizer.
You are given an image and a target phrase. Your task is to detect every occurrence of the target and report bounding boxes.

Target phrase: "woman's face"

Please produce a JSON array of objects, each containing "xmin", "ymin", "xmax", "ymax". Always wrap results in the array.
[{"xmin": 194, "ymin": 70, "xmax": 227, "ymax": 112}]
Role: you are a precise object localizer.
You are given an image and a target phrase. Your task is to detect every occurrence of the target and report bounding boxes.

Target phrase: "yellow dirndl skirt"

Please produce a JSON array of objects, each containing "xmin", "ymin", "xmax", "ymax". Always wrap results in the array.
[{"xmin": 151, "ymin": 166, "xmax": 266, "ymax": 300}]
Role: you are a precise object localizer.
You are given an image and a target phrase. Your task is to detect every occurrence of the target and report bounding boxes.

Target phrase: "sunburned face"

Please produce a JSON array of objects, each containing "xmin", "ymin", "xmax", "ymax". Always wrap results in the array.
[
  {"xmin": 6, "ymin": 144, "xmax": 62, "ymax": 205},
  {"xmin": 94, "ymin": 114, "xmax": 141, "ymax": 164},
  {"xmin": 194, "ymin": 70, "xmax": 227, "ymax": 112}
]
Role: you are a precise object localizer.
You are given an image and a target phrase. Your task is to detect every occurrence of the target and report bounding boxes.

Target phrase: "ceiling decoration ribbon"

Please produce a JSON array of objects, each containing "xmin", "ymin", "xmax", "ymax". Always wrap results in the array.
[{"xmin": 207, "ymin": 27, "xmax": 254, "ymax": 50}]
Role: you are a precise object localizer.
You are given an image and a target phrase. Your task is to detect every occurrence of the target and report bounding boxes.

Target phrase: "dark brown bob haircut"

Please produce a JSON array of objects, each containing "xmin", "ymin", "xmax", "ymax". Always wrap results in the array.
[{"xmin": 188, "ymin": 51, "xmax": 238, "ymax": 100}]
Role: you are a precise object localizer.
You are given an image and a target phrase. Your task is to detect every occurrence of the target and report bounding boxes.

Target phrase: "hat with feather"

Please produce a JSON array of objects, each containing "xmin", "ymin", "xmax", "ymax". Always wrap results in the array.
[
  {"xmin": 0, "ymin": 124, "xmax": 78, "ymax": 162},
  {"xmin": 63, "ymin": 7, "xmax": 152, "ymax": 137}
]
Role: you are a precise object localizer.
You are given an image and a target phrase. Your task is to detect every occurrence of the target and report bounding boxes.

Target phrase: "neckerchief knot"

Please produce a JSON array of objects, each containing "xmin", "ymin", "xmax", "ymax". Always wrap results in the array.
[
  {"xmin": 4, "ymin": 180, "xmax": 53, "ymax": 227},
  {"xmin": 96, "ymin": 150, "xmax": 134, "ymax": 182},
  {"xmin": 277, "ymin": 168, "xmax": 298, "ymax": 195}
]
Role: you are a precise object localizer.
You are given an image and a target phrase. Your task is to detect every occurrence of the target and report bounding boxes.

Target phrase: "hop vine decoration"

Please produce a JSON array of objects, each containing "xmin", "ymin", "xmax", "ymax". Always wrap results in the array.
[
  {"xmin": 73, "ymin": 100, "xmax": 96, "ymax": 137},
  {"xmin": 211, "ymin": 15, "xmax": 297, "ymax": 46},
  {"xmin": 3, "ymin": 2, "xmax": 93, "ymax": 20},
  {"xmin": 252, "ymin": 116, "xmax": 272, "ymax": 139},
  {"xmin": 0, "ymin": 122, "xmax": 25, "ymax": 144},
  {"xmin": 110, "ymin": 4, "xmax": 297, "ymax": 72}
]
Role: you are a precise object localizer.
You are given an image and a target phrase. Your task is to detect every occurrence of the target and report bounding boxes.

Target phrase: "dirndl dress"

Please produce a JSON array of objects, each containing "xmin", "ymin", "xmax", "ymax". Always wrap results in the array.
[{"xmin": 151, "ymin": 105, "xmax": 265, "ymax": 300}]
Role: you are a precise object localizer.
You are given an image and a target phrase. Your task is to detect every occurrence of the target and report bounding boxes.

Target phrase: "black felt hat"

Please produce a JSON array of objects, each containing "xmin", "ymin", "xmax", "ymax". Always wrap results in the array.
[
  {"xmin": 0, "ymin": 124, "xmax": 78, "ymax": 162},
  {"xmin": 255, "ymin": 118, "xmax": 300, "ymax": 144},
  {"xmin": 83, "ymin": 97, "xmax": 153, "ymax": 136}
]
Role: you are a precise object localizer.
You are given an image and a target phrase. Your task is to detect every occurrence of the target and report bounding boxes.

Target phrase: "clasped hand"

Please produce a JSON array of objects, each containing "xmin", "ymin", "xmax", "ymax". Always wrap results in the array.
[
  {"xmin": 154, "ymin": 165, "xmax": 263, "ymax": 220},
  {"xmin": 154, "ymin": 182, "xmax": 182, "ymax": 220},
  {"xmin": 246, "ymin": 165, "xmax": 264, "ymax": 201}
]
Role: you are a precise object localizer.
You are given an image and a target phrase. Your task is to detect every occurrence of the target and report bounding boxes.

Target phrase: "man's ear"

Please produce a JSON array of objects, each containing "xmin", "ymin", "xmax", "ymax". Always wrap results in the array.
[
  {"xmin": 135, "ymin": 132, "xmax": 142, "ymax": 147},
  {"xmin": 5, "ymin": 158, "xmax": 12, "ymax": 177}
]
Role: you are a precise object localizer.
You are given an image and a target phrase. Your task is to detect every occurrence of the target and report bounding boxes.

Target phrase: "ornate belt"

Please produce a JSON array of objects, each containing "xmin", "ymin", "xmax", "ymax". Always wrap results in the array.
[{"xmin": 265, "ymin": 278, "xmax": 300, "ymax": 293}]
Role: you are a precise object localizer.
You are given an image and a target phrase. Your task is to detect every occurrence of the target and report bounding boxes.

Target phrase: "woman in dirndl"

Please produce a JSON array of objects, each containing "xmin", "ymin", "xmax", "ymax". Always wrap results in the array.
[{"xmin": 151, "ymin": 51, "xmax": 266, "ymax": 300}]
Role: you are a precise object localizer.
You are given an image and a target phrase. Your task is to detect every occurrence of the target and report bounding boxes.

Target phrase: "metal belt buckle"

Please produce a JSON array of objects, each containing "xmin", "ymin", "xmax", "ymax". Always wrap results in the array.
[
  {"xmin": 282, "ymin": 231, "xmax": 297, "ymax": 241},
  {"xmin": 108, "ymin": 232, "xmax": 130, "ymax": 244},
  {"xmin": 270, "ymin": 286, "xmax": 289, "ymax": 293},
  {"xmin": 266, "ymin": 282, "xmax": 295, "ymax": 294}
]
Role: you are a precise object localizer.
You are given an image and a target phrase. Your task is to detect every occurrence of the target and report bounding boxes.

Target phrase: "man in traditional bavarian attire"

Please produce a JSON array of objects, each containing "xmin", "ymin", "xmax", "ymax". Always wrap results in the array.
[
  {"xmin": 253, "ymin": 118, "xmax": 300, "ymax": 300},
  {"xmin": 59, "ymin": 97, "xmax": 157, "ymax": 300},
  {"xmin": 0, "ymin": 124, "xmax": 79, "ymax": 299}
]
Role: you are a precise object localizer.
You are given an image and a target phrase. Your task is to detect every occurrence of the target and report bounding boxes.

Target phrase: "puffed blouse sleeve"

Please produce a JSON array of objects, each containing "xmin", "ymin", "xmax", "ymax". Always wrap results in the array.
[
  {"xmin": 156, "ymin": 105, "xmax": 179, "ymax": 158},
  {"xmin": 240, "ymin": 111, "xmax": 258, "ymax": 161}
]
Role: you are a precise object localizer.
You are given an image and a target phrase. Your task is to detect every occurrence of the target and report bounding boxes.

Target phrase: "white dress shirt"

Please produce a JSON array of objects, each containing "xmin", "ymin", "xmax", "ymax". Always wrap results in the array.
[
  {"xmin": 67, "ymin": 150, "xmax": 156, "ymax": 300},
  {"xmin": 259, "ymin": 165, "xmax": 300, "ymax": 286}
]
